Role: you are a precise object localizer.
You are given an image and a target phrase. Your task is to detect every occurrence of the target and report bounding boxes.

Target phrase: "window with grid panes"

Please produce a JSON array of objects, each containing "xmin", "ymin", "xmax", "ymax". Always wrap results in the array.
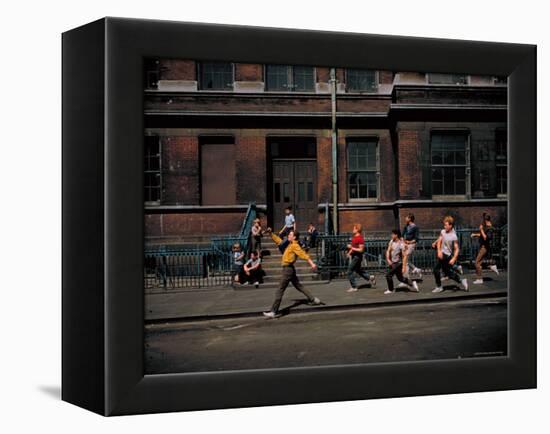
[
  {"xmin": 144, "ymin": 136, "xmax": 161, "ymax": 203},
  {"xmin": 266, "ymin": 65, "xmax": 314, "ymax": 91},
  {"xmin": 431, "ymin": 133, "xmax": 468, "ymax": 196},
  {"xmin": 428, "ymin": 73, "xmax": 468, "ymax": 85},
  {"xmin": 199, "ymin": 62, "xmax": 233, "ymax": 90},
  {"xmin": 346, "ymin": 69, "xmax": 377, "ymax": 92},
  {"xmin": 347, "ymin": 139, "xmax": 378, "ymax": 200},
  {"xmin": 496, "ymin": 129, "xmax": 507, "ymax": 195}
]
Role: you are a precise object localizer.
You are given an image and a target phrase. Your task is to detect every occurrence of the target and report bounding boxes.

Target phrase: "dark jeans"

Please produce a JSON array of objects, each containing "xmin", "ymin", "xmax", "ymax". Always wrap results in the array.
[
  {"xmin": 347, "ymin": 255, "xmax": 372, "ymax": 288},
  {"xmin": 271, "ymin": 265, "xmax": 315, "ymax": 313},
  {"xmin": 233, "ymin": 264, "xmax": 245, "ymax": 283},
  {"xmin": 434, "ymin": 254, "xmax": 461, "ymax": 287},
  {"xmin": 386, "ymin": 262, "xmax": 413, "ymax": 292},
  {"xmin": 245, "ymin": 267, "xmax": 265, "ymax": 284},
  {"xmin": 251, "ymin": 235, "xmax": 262, "ymax": 254},
  {"xmin": 305, "ymin": 232, "xmax": 318, "ymax": 249}
]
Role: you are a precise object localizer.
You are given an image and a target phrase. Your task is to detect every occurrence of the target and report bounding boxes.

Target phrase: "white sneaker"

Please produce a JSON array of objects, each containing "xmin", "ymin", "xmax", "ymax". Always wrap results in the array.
[
  {"xmin": 369, "ymin": 275, "xmax": 377, "ymax": 287},
  {"xmin": 457, "ymin": 265, "xmax": 463, "ymax": 274},
  {"xmin": 396, "ymin": 282, "xmax": 408, "ymax": 289},
  {"xmin": 384, "ymin": 289, "xmax": 395, "ymax": 295},
  {"xmin": 490, "ymin": 265, "xmax": 499, "ymax": 275},
  {"xmin": 310, "ymin": 297, "xmax": 322, "ymax": 305},
  {"xmin": 461, "ymin": 278, "xmax": 469, "ymax": 292},
  {"xmin": 242, "ymin": 281, "xmax": 249, "ymax": 286},
  {"xmin": 347, "ymin": 287, "xmax": 358, "ymax": 293},
  {"xmin": 411, "ymin": 281, "xmax": 420, "ymax": 292},
  {"xmin": 254, "ymin": 281, "xmax": 260, "ymax": 288},
  {"xmin": 473, "ymin": 279, "xmax": 483, "ymax": 284},
  {"xmin": 263, "ymin": 311, "xmax": 280, "ymax": 319},
  {"xmin": 432, "ymin": 286, "xmax": 444, "ymax": 293},
  {"xmin": 441, "ymin": 276, "xmax": 449, "ymax": 281}
]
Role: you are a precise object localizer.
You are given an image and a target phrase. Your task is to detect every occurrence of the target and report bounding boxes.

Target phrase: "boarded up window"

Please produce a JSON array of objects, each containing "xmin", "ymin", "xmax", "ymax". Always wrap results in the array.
[{"xmin": 200, "ymin": 136, "xmax": 236, "ymax": 205}]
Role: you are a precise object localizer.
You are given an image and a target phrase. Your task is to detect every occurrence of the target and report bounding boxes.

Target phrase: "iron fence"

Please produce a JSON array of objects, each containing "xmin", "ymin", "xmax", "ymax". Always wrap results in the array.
[
  {"xmin": 144, "ymin": 203, "xmax": 257, "ymax": 292},
  {"xmin": 315, "ymin": 226, "xmax": 507, "ymax": 278}
]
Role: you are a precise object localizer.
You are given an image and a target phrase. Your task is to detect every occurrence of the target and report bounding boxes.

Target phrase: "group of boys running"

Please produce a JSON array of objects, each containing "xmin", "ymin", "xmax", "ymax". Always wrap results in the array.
[{"xmin": 254, "ymin": 206, "xmax": 499, "ymax": 319}]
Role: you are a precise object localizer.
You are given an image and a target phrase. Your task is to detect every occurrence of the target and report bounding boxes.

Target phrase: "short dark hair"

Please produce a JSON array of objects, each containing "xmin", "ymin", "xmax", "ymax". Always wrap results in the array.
[
  {"xmin": 407, "ymin": 213, "xmax": 415, "ymax": 222},
  {"xmin": 289, "ymin": 229, "xmax": 300, "ymax": 239},
  {"xmin": 483, "ymin": 213, "xmax": 491, "ymax": 221},
  {"xmin": 392, "ymin": 228, "xmax": 401, "ymax": 237},
  {"xmin": 285, "ymin": 206, "xmax": 292, "ymax": 211}
]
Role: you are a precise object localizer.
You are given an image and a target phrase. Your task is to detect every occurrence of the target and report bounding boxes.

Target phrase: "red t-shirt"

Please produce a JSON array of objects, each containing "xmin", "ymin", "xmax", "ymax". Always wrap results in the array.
[{"xmin": 351, "ymin": 234, "xmax": 365, "ymax": 256}]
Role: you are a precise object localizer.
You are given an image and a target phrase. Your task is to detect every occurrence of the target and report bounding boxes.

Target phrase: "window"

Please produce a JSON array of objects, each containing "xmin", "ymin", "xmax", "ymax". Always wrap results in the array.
[
  {"xmin": 144, "ymin": 136, "xmax": 161, "ymax": 203},
  {"xmin": 346, "ymin": 69, "xmax": 377, "ymax": 92},
  {"xmin": 347, "ymin": 139, "xmax": 378, "ymax": 200},
  {"xmin": 144, "ymin": 58, "xmax": 159, "ymax": 90},
  {"xmin": 431, "ymin": 133, "xmax": 468, "ymax": 196},
  {"xmin": 199, "ymin": 62, "xmax": 233, "ymax": 90},
  {"xmin": 265, "ymin": 65, "xmax": 314, "ymax": 91},
  {"xmin": 496, "ymin": 129, "xmax": 507, "ymax": 195},
  {"xmin": 428, "ymin": 73, "xmax": 468, "ymax": 85},
  {"xmin": 200, "ymin": 136, "xmax": 236, "ymax": 205}
]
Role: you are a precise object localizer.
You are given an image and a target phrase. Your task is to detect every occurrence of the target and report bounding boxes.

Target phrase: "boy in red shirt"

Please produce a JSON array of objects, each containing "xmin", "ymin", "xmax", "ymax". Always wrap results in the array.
[{"xmin": 346, "ymin": 223, "xmax": 376, "ymax": 292}]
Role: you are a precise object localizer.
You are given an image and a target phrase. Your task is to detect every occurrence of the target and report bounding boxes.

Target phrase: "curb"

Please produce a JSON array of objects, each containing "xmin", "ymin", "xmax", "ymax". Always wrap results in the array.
[{"xmin": 145, "ymin": 290, "xmax": 508, "ymax": 326}]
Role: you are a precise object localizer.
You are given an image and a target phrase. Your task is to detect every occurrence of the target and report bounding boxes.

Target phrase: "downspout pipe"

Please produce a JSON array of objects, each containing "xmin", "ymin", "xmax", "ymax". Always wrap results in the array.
[{"xmin": 330, "ymin": 67, "xmax": 338, "ymax": 234}]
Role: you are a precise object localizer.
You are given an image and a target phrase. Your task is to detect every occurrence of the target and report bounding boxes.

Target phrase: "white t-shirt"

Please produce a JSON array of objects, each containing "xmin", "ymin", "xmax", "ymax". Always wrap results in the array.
[
  {"xmin": 440, "ymin": 229, "xmax": 458, "ymax": 257},
  {"xmin": 388, "ymin": 239, "xmax": 405, "ymax": 264}
]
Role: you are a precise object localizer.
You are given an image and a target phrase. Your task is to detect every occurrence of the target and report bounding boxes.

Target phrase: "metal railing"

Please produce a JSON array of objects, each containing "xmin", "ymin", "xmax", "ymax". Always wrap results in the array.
[
  {"xmin": 315, "ymin": 227, "xmax": 508, "ymax": 278},
  {"xmin": 144, "ymin": 203, "xmax": 257, "ymax": 292}
]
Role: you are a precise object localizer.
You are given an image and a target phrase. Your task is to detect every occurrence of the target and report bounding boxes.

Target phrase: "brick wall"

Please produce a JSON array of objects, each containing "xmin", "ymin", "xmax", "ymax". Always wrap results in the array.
[
  {"xmin": 235, "ymin": 63, "xmax": 262, "ymax": 81},
  {"xmin": 339, "ymin": 209, "xmax": 397, "ymax": 232},
  {"xmin": 161, "ymin": 136, "xmax": 199, "ymax": 205},
  {"xmin": 159, "ymin": 59, "xmax": 196, "ymax": 80},
  {"xmin": 145, "ymin": 212, "xmax": 245, "ymax": 238},
  {"xmin": 317, "ymin": 136, "xmax": 332, "ymax": 204},
  {"xmin": 398, "ymin": 205, "xmax": 507, "ymax": 230},
  {"xmin": 397, "ymin": 128, "xmax": 422, "ymax": 199}
]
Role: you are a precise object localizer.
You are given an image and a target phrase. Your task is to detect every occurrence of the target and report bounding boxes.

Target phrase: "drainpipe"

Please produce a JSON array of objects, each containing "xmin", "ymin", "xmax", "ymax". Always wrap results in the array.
[{"xmin": 330, "ymin": 67, "xmax": 339, "ymax": 234}]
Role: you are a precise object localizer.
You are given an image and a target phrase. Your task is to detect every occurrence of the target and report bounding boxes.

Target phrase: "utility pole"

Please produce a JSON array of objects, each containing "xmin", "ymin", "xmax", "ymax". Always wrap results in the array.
[{"xmin": 330, "ymin": 67, "xmax": 338, "ymax": 234}]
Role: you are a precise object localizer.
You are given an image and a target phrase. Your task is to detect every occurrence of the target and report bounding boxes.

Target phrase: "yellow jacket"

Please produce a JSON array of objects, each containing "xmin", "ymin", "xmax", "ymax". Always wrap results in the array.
[{"xmin": 271, "ymin": 233, "xmax": 311, "ymax": 265}]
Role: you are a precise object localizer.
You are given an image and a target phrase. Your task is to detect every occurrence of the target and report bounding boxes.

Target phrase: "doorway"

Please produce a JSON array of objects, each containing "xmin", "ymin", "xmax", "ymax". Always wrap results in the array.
[{"xmin": 271, "ymin": 160, "xmax": 317, "ymax": 232}]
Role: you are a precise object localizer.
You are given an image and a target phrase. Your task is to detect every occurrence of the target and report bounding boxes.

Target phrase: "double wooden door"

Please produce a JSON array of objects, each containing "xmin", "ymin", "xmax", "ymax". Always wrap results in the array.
[{"xmin": 272, "ymin": 160, "xmax": 317, "ymax": 232}]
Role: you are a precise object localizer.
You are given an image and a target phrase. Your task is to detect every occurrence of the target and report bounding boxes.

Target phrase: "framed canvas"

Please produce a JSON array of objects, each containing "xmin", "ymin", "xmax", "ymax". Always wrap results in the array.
[{"xmin": 62, "ymin": 17, "xmax": 536, "ymax": 416}]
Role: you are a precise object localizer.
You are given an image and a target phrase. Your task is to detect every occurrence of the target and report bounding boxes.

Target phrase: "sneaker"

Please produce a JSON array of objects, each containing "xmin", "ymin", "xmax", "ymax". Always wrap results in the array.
[
  {"xmin": 473, "ymin": 279, "xmax": 483, "ymax": 284},
  {"xmin": 347, "ymin": 287, "xmax": 358, "ymax": 293},
  {"xmin": 461, "ymin": 278, "xmax": 469, "ymax": 292},
  {"xmin": 254, "ymin": 281, "xmax": 260, "ymax": 288},
  {"xmin": 263, "ymin": 311, "xmax": 280, "ymax": 319},
  {"xmin": 411, "ymin": 281, "xmax": 420, "ymax": 292},
  {"xmin": 310, "ymin": 297, "xmax": 322, "ymax": 305},
  {"xmin": 490, "ymin": 265, "xmax": 499, "ymax": 275},
  {"xmin": 457, "ymin": 265, "xmax": 463, "ymax": 274},
  {"xmin": 396, "ymin": 282, "xmax": 408, "ymax": 289},
  {"xmin": 432, "ymin": 286, "xmax": 444, "ymax": 293},
  {"xmin": 242, "ymin": 281, "xmax": 249, "ymax": 286},
  {"xmin": 369, "ymin": 275, "xmax": 377, "ymax": 287},
  {"xmin": 384, "ymin": 289, "xmax": 395, "ymax": 295},
  {"xmin": 441, "ymin": 276, "xmax": 449, "ymax": 281}
]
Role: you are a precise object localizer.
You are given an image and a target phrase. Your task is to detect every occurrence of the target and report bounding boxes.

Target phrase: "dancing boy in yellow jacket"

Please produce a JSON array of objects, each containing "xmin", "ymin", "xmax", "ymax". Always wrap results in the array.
[{"xmin": 263, "ymin": 228, "xmax": 322, "ymax": 318}]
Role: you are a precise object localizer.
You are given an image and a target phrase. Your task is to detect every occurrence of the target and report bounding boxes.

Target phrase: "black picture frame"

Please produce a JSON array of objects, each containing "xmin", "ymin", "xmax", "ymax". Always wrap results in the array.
[{"xmin": 62, "ymin": 17, "xmax": 536, "ymax": 416}]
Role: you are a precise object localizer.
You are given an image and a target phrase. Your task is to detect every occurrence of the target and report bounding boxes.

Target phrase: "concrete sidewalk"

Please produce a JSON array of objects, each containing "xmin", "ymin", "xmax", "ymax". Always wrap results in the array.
[{"xmin": 145, "ymin": 271, "xmax": 508, "ymax": 323}]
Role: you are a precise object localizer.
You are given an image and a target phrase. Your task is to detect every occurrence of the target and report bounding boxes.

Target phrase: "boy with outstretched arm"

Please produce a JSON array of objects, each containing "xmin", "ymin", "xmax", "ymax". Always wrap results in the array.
[{"xmin": 262, "ymin": 227, "xmax": 322, "ymax": 319}]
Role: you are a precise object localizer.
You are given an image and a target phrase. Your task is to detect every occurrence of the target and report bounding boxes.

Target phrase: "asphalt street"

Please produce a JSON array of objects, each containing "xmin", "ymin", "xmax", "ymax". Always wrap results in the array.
[{"xmin": 145, "ymin": 296, "xmax": 507, "ymax": 374}]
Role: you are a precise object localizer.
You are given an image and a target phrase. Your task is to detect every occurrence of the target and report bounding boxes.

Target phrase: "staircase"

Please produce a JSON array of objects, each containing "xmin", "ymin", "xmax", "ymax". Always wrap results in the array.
[{"xmin": 245, "ymin": 237, "xmax": 329, "ymax": 289}]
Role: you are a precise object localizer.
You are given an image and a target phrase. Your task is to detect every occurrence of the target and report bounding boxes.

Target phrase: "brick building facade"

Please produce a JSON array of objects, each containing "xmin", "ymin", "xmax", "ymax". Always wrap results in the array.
[{"xmin": 143, "ymin": 59, "xmax": 507, "ymax": 241}]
